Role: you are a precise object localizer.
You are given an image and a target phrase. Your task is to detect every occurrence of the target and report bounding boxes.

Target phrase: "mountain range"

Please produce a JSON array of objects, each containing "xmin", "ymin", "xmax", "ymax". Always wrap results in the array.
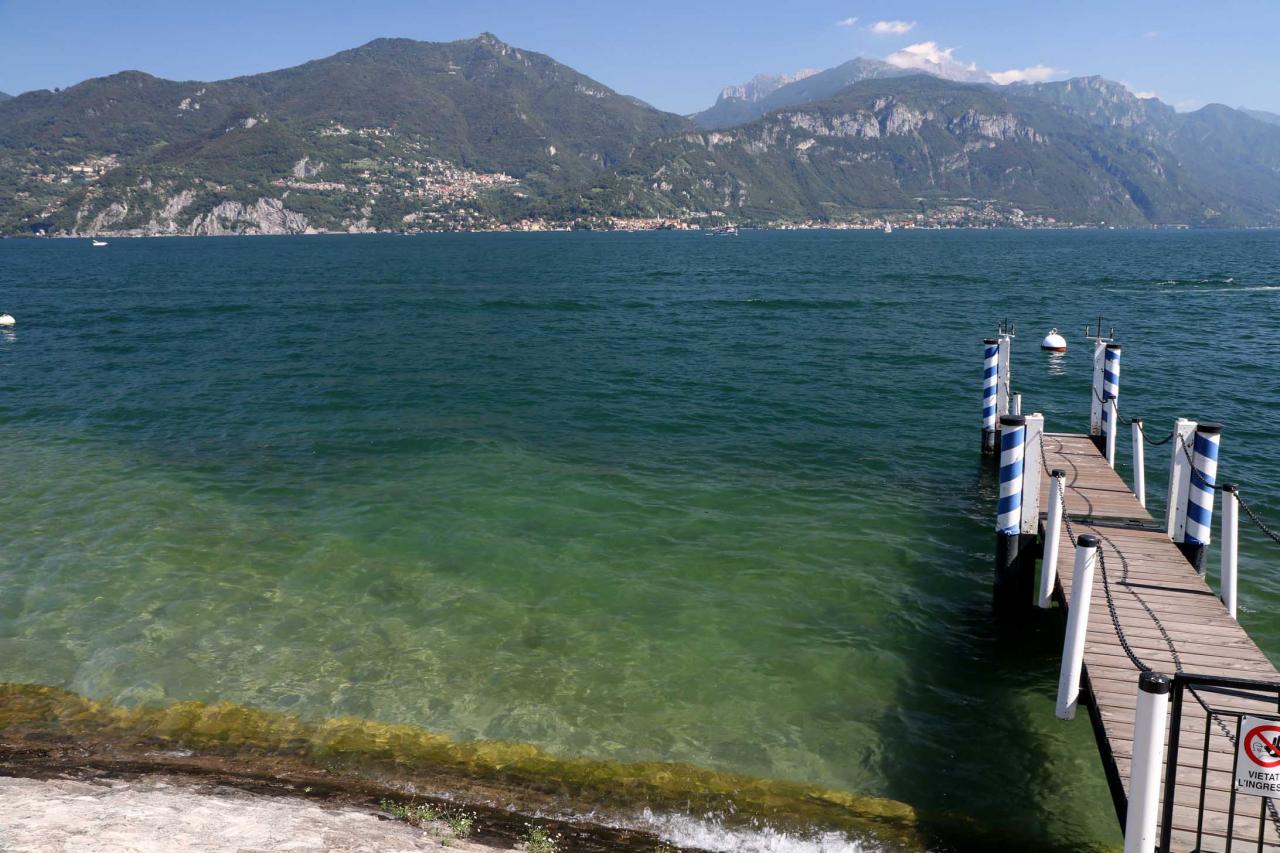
[
  {"xmin": 1240, "ymin": 107, "xmax": 1280, "ymax": 127},
  {"xmin": 3, "ymin": 34, "xmax": 1280, "ymax": 236},
  {"xmin": 693, "ymin": 58, "xmax": 914, "ymax": 130}
]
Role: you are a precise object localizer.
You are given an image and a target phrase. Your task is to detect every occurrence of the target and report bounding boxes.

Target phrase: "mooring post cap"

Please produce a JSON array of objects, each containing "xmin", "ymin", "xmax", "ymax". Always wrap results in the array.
[
  {"xmin": 1076, "ymin": 533, "xmax": 1099, "ymax": 548},
  {"xmin": 983, "ymin": 337, "xmax": 999, "ymax": 345},
  {"xmin": 1106, "ymin": 341, "xmax": 1122, "ymax": 351},
  {"xmin": 1223, "ymin": 483, "xmax": 1238, "ymax": 494},
  {"xmin": 1132, "ymin": 416, "xmax": 1142, "ymax": 424},
  {"xmin": 1196, "ymin": 422, "xmax": 1223, "ymax": 435},
  {"xmin": 1051, "ymin": 468, "xmax": 1066, "ymax": 478},
  {"xmin": 999, "ymin": 414, "xmax": 1026, "ymax": 427},
  {"xmin": 1138, "ymin": 671, "xmax": 1173, "ymax": 695}
]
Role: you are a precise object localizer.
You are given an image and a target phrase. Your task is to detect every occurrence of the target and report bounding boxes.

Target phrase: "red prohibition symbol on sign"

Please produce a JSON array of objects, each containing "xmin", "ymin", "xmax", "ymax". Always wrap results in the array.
[{"xmin": 1244, "ymin": 724, "xmax": 1280, "ymax": 769}]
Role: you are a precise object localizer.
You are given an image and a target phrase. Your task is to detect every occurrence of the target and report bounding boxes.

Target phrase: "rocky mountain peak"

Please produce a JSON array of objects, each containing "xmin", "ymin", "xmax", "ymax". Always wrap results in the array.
[{"xmin": 718, "ymin": 70, "xmax": 819, "ymax": 104}]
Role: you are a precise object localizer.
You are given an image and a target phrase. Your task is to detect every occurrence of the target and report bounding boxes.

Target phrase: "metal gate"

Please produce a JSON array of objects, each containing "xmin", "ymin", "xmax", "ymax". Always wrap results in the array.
[{"xmin": 1159, "ymin": 673, "xmax": 1280, "ymax": 852}]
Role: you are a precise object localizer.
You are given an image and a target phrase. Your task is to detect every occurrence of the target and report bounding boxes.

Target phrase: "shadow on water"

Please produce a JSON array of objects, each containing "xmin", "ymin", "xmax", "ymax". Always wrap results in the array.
[{"xmin": 870, "ymin": 455, "xmax": 1122, "ymax": 852}]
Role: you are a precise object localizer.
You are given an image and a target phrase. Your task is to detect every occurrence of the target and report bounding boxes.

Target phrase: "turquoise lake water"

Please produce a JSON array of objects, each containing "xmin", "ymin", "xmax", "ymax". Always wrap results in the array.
[{"xmin": 1, "ymin": 230, "xmax": 1279, "ymax": 850}]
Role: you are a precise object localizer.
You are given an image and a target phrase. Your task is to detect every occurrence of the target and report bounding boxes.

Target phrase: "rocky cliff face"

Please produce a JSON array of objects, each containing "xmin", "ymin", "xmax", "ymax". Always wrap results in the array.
[
  {"xmin": 188, "ymin": 198, "xmax": 312, "ymax": 236},
  {"xmin": 70, "ymin": 191, "xmax": 314, "ymax": 237}
]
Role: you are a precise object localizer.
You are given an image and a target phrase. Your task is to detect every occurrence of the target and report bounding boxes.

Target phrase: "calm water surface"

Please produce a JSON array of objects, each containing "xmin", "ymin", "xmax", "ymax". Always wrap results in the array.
[{"xmin": 2, "ymin": 230, "xmax": 1279, "ymax": 850}]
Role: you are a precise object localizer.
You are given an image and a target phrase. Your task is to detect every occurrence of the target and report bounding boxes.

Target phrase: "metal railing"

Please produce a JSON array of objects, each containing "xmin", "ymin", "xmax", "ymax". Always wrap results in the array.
[{"xmin": 1159, "ymin": 672, "xmax": 1280, "ymax": 853}]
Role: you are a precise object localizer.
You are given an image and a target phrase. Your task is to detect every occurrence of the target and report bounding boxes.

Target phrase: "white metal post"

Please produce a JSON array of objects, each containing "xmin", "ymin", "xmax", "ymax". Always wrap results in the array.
[
  {"xmin": 1132, "ymin": 418, "xmax": 1146, "ymax": 508},
  {"xmin": 1222, "ymin": 484, "xmax": 1239, "ymax": 619},
  {"xmin": 1123, "ymin": 671, "xmax": 1172, "ymax": 853},
  {"xmin": 1105, "ymin": 397, "xmax": 1118, "ymax": 468},
  {"xmin": 1011, "ymin": 392, "xmax": 1022, "ymax": 416},
  {"xmin": 1039, "ymin": 469, "xmax": 1066, "ymax": 609},
  {"xmin": 1056, "ymin": 534, "xmax": 1098, "ymax": 720},
  {"xmin": 1166, "ymin": 418, "xmax": 1198, "ymax": 541}
]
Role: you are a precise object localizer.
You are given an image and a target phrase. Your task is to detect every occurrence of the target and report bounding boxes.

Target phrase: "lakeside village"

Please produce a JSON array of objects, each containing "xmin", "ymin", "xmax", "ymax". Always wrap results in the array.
[{"xmin": 15, "ymin": 124, "xmax": 1115, "ymax": 236}]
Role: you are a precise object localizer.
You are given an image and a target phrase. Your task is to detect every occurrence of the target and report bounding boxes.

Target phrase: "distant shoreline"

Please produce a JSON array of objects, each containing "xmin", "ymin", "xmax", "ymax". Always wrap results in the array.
[{"xmin": 6, "ymin": 222, "xmax": 1264, "ymax": 240}]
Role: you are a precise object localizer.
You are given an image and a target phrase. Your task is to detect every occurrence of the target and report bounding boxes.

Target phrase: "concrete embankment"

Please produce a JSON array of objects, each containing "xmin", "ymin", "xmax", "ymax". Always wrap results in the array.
[{"xmin": 0, "ymin": 773, "xmax": 506, "ymax": 852}]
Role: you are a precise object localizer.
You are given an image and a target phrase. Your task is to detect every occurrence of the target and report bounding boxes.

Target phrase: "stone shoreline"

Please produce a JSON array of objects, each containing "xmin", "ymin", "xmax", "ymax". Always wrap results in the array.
[{"xmin": 0, "ymin": 773, "xmax": 509, "ymax": 852}]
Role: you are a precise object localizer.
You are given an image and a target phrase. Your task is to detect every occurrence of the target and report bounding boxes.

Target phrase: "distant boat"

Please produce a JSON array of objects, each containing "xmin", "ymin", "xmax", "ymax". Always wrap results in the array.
[
  {"xmin": 91, "ymin": 239, "xmax": 108, "ymax": 247},
  {"xmin": 883, "ymin": 223, "xmax": 893, "ymax": 234},
  {"xmin": 0, "ymin": 314, "xmax": 14, "ymax": 326},
  {"xmin": 709, "ymin": 225, "xmax": 738, "ymax": 236}
]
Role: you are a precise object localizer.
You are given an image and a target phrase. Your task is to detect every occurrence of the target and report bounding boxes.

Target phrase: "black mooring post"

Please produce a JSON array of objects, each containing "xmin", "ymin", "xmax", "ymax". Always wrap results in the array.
[{"xmin": 995, "ymin": 532, "xmax": 1039, "ymax": 621}]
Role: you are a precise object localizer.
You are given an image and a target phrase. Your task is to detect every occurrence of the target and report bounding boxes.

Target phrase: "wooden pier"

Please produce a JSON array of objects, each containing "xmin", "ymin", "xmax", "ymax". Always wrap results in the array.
[{"xmin": 1039, "ymin": 432, "xmax": 1280, "ymax": 852}]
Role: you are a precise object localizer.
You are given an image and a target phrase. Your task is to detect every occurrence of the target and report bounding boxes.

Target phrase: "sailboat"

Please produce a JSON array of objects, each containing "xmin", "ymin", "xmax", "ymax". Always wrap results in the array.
[{"xmin": 883, "ymin": 222, "xmax": 893, "ymax": 234}]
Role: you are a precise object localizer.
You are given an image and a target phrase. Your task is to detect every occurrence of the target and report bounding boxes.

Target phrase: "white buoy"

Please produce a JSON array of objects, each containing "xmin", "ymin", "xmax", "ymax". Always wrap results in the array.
[
  {"xmin": 0, "ymin": 314, "xmax": 14, "ymax": 326},
  {"xmin": 1041, "ymin": 328, "xmax": 1067, "ymax": 352}
]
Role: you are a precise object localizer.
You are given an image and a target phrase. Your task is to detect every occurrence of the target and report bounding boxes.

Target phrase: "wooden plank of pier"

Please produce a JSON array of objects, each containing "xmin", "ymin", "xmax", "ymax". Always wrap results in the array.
[{"xmin": 1038, "ymin": 433, "xmax": 1280, "ymax": 852}]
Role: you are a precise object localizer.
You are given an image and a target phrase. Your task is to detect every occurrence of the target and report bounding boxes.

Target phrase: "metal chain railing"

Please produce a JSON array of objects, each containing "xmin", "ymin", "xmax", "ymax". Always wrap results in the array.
[
  {"xmin": 1092, "ymin": 389, "xmax": 1174, "ymax": 444},
  {"xmin": 1238, "ymin": 493, "xmax": 1280, "ymax": 546},
  {"xmin": 1034, "ymin": 432, "xmax": 1274, "ymax": 829},
  {"xmin": 1104, "ymin": 394, "xmax": 1280, "ymax": 543}
]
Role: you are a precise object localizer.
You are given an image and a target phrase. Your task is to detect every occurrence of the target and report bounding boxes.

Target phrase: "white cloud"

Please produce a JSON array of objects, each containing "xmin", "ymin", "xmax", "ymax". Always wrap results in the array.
[
  {"xmin": 870, "ymin": 20, "xmax": 916, "ymax": 35},
  {"xmin": 836, "ymin": 16, "xmax": 859, "ymax": 27},
  {"xmin": 1143, "ymin": 31, "xmax": 1159, "ymax": 39},
  {"xmin": 885, "ymin": 42, "xmax": 988, "ymax": 82},
  {"xmin": 989, "ymin": 64, "xmax": 1061, "ymax": 85},
  {"xmin": 886, "ymin": 42, "xmax": 1061, "ymax": 86},
  {"xmin": 1134, "ymin": 91, "xmax": 1158, "ymax": 99}
]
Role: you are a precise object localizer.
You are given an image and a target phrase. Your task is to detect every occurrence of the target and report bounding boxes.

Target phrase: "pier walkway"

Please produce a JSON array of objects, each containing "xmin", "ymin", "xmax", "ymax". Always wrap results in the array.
[{"xmin": 1039, "ymin": 433, "xmax": 1280, "ymax": 852}]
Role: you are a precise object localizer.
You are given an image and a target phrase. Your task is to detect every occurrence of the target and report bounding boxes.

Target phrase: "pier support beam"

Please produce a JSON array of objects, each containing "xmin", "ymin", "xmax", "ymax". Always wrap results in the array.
[
  {"xmin": 997, "ymin": 334, "xmax": 1012, "ymax": 421},
  {"xmin": 1056, "ymin": 534, "xmax": 1098, "ymax": 720},
  {"xmin": 1089, "ymin": 338, "xmax": 1106, "ymax": 449},
  {"xmin": 1166, "ymin": 418, "xmax": 1198, "ymax": 542},
  {"xmin": 1124, "ymin": 671, "xmax": 1172, "ymax": 853},
  {"xmin": 1038, "ymin": 469, "xmax": 1066, "ymax": 609}
]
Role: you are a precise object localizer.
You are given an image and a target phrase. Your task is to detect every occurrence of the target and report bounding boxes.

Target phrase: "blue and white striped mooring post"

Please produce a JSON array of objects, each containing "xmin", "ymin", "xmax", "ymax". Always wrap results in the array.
[
  {"xmin": 1101, "ymin": 343, "xmax": 1121, "ymax": 467},
  {"xmin": 981, "ymin": 338, "xmax": 999, "ymax": 454},
  {"xmin": 1177, "ymin": 422, "xmax": 1222, "ymax": 572},
  {"xmin": 994, "ymin": 414, "xmax": 1037, "ymax": 619}
]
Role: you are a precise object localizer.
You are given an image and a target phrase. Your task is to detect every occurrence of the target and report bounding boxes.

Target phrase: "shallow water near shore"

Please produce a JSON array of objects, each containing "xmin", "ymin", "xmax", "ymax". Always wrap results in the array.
[{"xmin": 2, "ymin": 230, "xmax": 1279, "ymax": 850}]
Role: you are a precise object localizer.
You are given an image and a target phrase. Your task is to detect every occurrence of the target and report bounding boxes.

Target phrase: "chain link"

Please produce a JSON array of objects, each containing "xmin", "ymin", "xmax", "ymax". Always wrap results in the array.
[
  {"xmin": 1238, "ymin": 492, "xmax": 1280, "ymax": 546},
  {"xmin": 1036, "ymin": 422, "xmax": 1280, "ymax": 835}
]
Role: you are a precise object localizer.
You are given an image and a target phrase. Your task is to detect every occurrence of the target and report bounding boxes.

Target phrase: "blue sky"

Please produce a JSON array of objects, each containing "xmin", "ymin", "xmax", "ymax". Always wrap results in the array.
[{"xmin": 1, "ymin": 1, "xmax": 1277, "ymax": 115}]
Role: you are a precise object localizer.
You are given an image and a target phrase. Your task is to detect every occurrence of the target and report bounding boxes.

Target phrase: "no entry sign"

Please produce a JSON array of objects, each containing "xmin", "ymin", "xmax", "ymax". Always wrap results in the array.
[{"xmin": 1236, "ymin": 716, "xmax": 1280, "ymax": 796}]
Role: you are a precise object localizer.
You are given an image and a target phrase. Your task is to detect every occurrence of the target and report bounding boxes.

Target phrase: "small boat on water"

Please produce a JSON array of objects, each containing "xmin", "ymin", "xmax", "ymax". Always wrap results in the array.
[
  {"xmin": 883, "ymin": 222, "xmax": 893, "ymax": 234},
  {"xmin": 708, "ymin": 225, "xmax": 739, "ymax": 236},
  {"xmin": 0, "ymin": 314, "xmax": 15, "ymax": 326},
  {"xmin": 91, "ymin": 239, "xmax": 108, "ymax": 247}
]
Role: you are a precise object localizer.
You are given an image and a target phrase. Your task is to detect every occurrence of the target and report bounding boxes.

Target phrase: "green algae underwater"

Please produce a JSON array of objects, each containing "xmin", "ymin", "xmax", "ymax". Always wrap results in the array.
[
  {"xmin": 0, "ymin": 683, "xmax": 1119, "ymax": 852},
  {"xmin": 3, "ymin": 230, "xmax": 1280, "ymax": 849}
]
